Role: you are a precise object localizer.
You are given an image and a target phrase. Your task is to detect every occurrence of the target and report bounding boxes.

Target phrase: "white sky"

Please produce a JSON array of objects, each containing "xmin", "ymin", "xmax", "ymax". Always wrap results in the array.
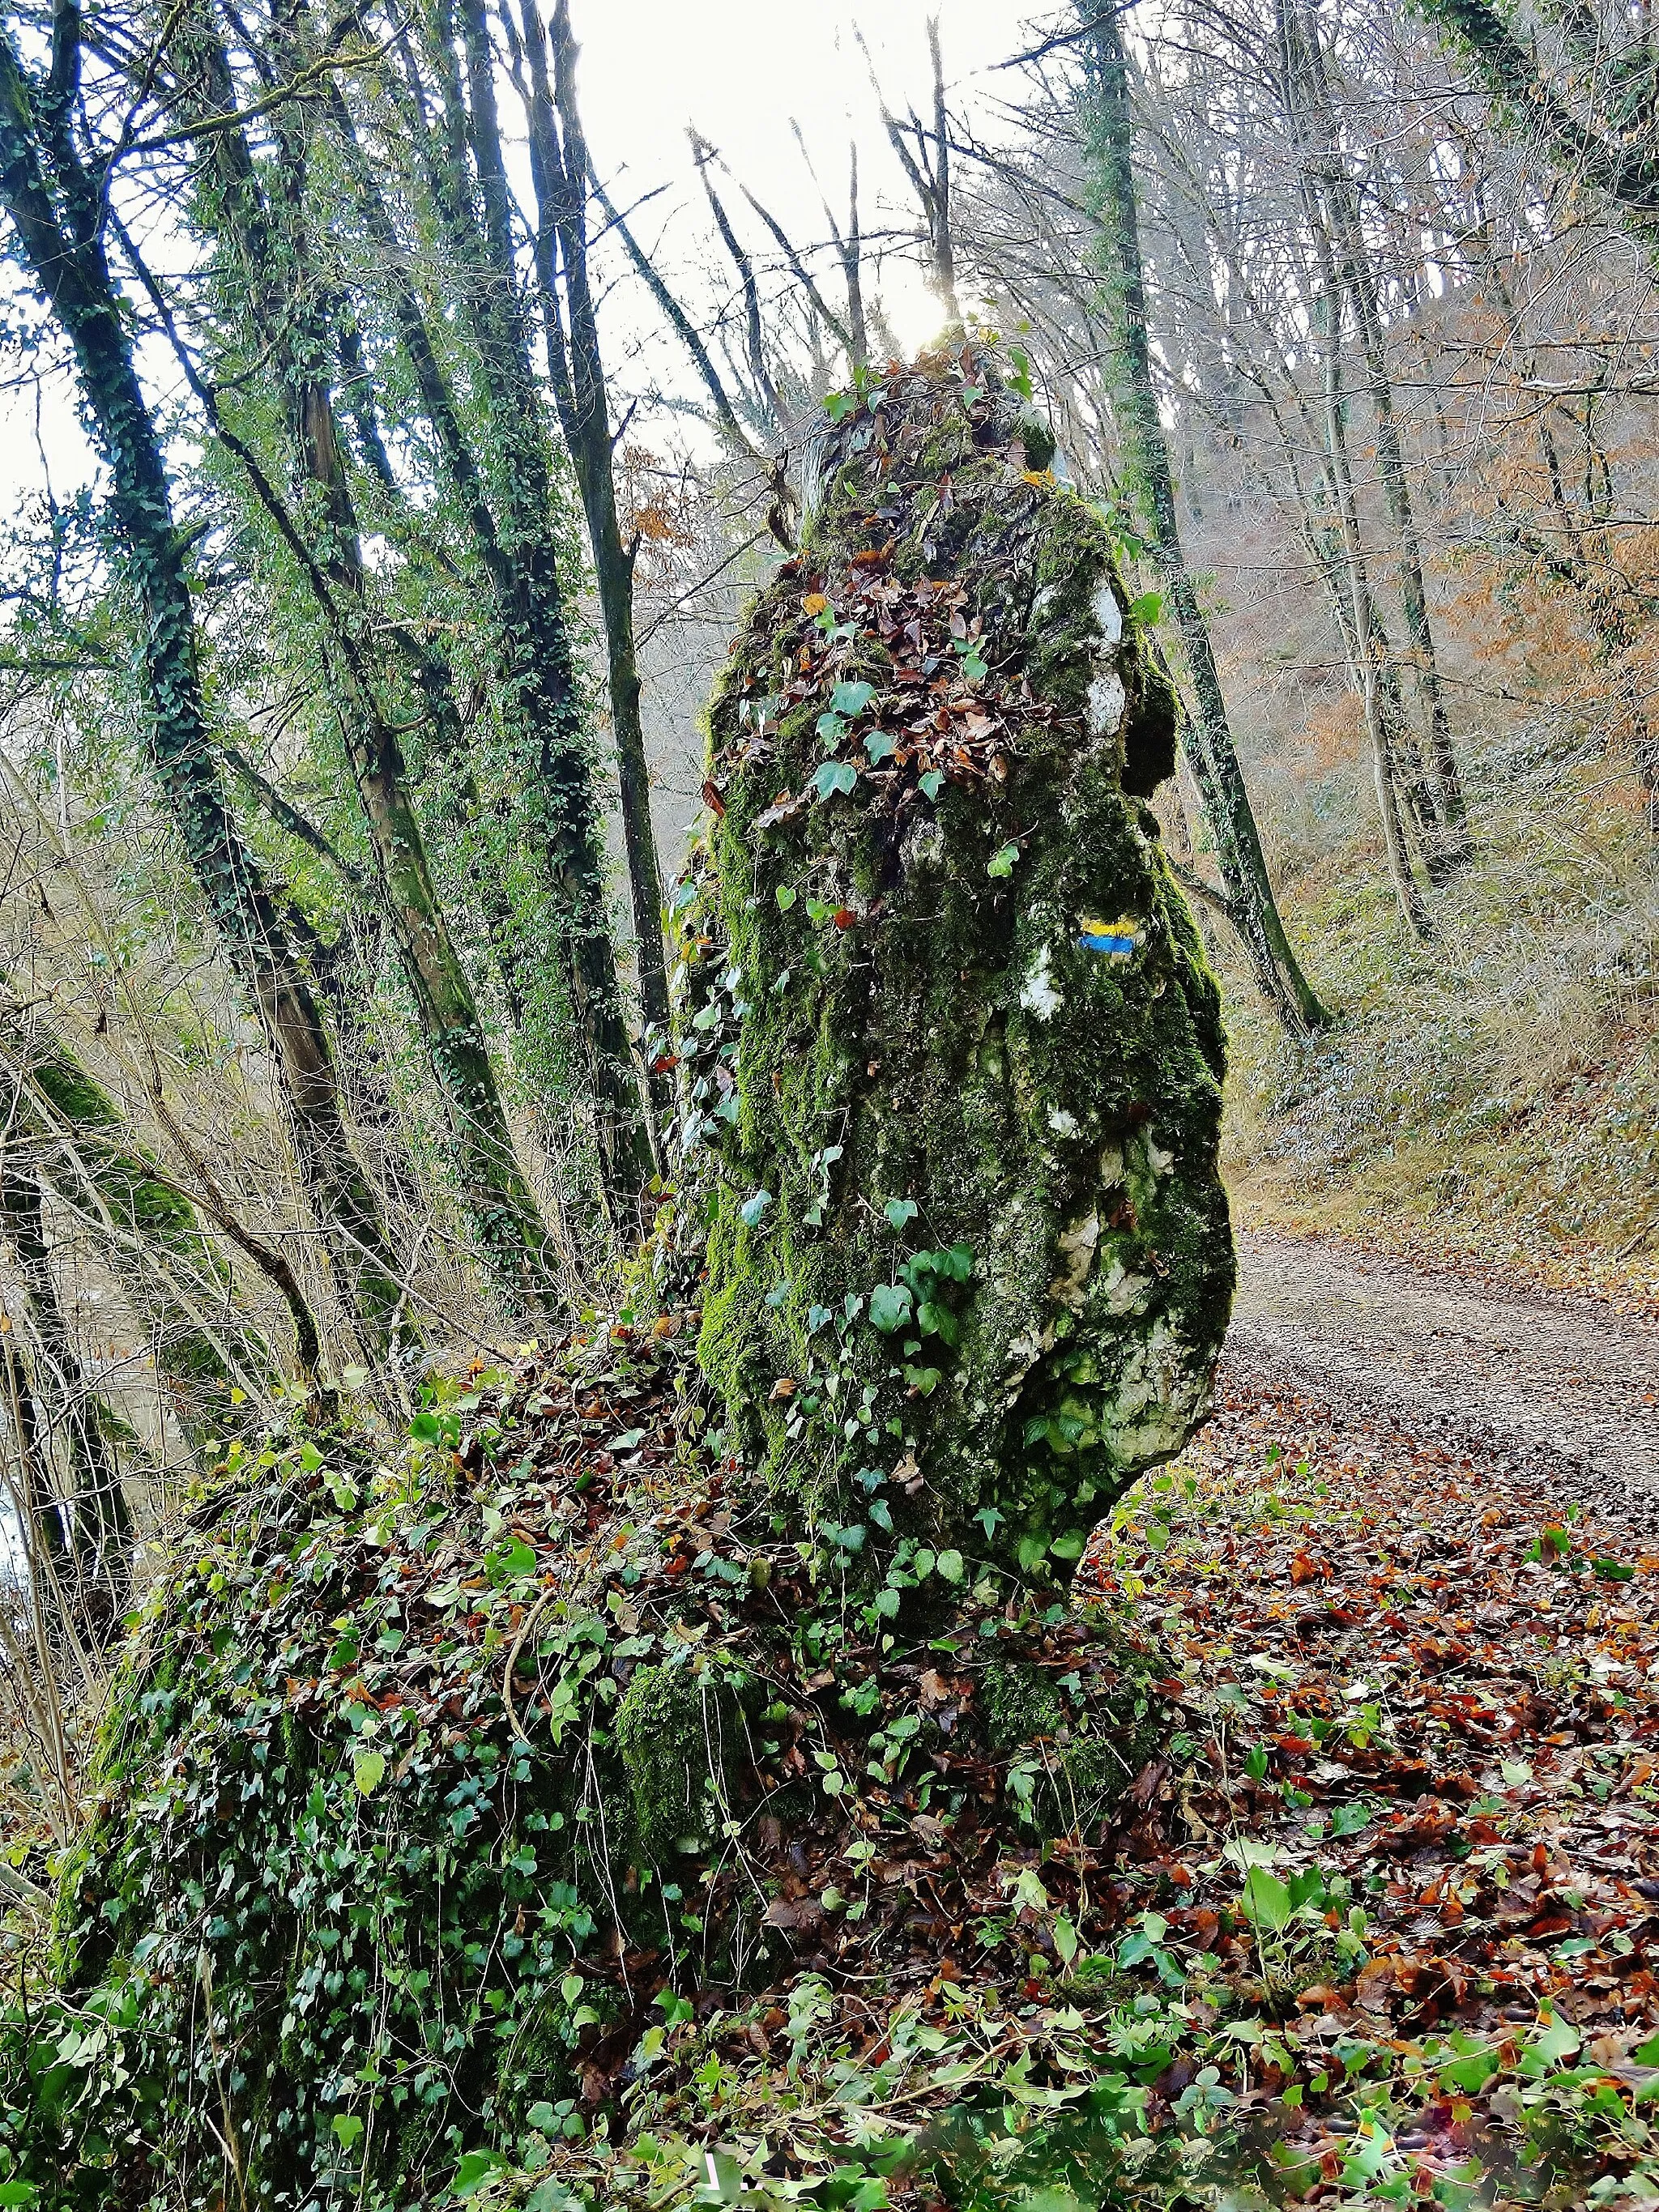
[{"xmin": 0, "ymin": 0, "xmax": 1042, "ymax": 509}]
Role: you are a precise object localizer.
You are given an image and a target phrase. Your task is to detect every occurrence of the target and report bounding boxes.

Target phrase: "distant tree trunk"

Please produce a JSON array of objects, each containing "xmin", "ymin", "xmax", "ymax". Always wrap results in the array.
[
  {"xmin": 0, "ymin": 1153, "xmax": 131, "ymax": 1638},
  {"xmin": 0, "ymin": 26, "xmax": 412, "ymax": 1358},
  {"xmin": 1296, "ymin": 152, "xmax": 1435, "ymax": 941},
  {"xmin": 1288, "ymin": 2, "xmax": 1472, "ymax": 873},
  {"xmin": 515, "ymin": 0, "xmax": 671, "ymax": 1097},
  {"xmin": 1080, "ymin": 3, "xmax": 1332, "ymax": 1035}
]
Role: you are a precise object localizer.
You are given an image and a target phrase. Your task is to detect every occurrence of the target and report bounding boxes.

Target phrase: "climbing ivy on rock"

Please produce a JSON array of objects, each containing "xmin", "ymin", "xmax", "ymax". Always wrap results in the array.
[
  {"xmin": 15, "ymin": 1317, "xmax": 1168, "ymax": 2211},
  {"xmin": 682, "ymin": 346, "xmax": 1235, "ymax": 1579}
]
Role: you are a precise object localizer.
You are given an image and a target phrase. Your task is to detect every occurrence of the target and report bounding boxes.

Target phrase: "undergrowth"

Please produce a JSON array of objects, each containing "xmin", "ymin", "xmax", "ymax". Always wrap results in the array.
[
  {"xmin": 1215, "ymin": 748, "xmax": 1659, "ymax": 1300},
  {"xmin": 6, "ymin": 1353, "xmax": 1657, "ymax": 2210}
]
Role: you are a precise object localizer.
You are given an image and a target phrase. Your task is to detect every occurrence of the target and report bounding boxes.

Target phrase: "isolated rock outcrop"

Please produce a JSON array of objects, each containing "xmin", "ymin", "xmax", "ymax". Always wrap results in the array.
[{"xmin": 675, "ymin": 347, "xmax": 1235, "ymax": 1575}]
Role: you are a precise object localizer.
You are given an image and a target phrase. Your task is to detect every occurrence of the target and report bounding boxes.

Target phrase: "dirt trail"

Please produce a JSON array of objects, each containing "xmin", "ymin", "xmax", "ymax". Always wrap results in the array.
[{"xmin": 1225, "ymin": 1228, "xmax": 1659, "ymax": 1506}]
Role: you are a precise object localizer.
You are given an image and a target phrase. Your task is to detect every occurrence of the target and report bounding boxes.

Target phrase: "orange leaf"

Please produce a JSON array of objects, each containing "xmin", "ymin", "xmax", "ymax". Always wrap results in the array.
[{"xmin": 803, "ymin": 593, "xmax": 829, "ymax": 616}]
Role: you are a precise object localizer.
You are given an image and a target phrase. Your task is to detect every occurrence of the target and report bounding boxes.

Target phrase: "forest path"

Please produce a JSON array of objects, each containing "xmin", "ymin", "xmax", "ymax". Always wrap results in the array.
[{"xmin": 1225, "ymin": 1229, "xmax": 1659, "ymax": 1507}]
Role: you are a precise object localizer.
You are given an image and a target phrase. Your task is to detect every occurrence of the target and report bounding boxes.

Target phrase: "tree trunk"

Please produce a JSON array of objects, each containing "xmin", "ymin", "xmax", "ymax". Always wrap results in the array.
[
  {"xmin": 1081, "ymin": 3, "xmax": 1332, "ymax": 1035},
  {"xmin": 517, "ymin": 0, "xmax": 672, "ymax": 1094},
  {"xmin": 1291, "ymin": 3, "xmax": 1472, "ymax": 872},
  {"xmin": 0, "ymin": 27, "xmax": 412, "ymax": 1359},
  {"xmin": 0, "ymin": 1153, "xmax": 132, "ymax": 1638}
]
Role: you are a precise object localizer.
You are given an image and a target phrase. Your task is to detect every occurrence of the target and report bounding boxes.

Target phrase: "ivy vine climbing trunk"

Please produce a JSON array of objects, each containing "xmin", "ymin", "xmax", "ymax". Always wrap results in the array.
[
  {"xmin": 513, "ymin": 0, "xmax": 672, "ymax": 1106},
  {"xmin": 1078, "ymin": 2, "xmax": 1331, "ymax": 1035},
  {"xmin": 165, "ymin": 0, "xmax": 561, "ymax": 1315},
  {"xmin": 0, "ymin": 19, "xmax": 411, "ymax": 1361},
  {"xmin": 398, "ymin": 0, "xmax": 653, "ymax": 1224}
]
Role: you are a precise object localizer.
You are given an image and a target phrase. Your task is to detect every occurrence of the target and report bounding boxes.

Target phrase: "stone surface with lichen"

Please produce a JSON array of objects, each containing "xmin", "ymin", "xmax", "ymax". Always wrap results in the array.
[{"xmin": 670, "ymin": 347, "xmax": 1235, "ymax": 1578}]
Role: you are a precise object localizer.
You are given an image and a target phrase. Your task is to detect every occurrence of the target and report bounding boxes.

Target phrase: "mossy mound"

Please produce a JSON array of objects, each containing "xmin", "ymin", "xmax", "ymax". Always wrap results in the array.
[
  {"xmin": 12, "ymin": 1336, "xmax": 1172, "ymax": 2211},
  {"xmin": 675, "ymin": 345, "xmax": 1233, "ymax": 1575}
]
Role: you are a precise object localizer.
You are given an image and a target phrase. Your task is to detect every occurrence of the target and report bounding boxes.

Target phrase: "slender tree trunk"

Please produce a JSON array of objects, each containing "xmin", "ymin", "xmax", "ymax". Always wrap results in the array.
[
  {"xmin": 1290, "ymin": 136, "xmax": 1432, "ymax": 940},
  {"xmin": 0, "ymin": 28, "xmax": 412, "ymax": 1357},
  {"xmin": 518, "ymin": 0, "xmax": 671, "ymax": 1096},
  {"xmin": 0, "ymin": 1153, "xmax": 131, "ymax": 1636},
  {"xmin": 1081, "ymin": 3, "xmax": 1331, "ymax": 1034},
  {"xmin": 1292, "ymin": 3, "xmax": 1472, "ymax": 872}
]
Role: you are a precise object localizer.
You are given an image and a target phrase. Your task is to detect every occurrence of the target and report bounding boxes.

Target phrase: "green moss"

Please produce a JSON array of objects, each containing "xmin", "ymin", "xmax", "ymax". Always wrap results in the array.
[
  {"xmin": 685, "ymin": 350, "xmax": 1235, "ymax": 1577},
  {"xmin": 982, "ymin": 1639, "xmax": 1165, "ymax": 1826},
  {"xmin": 615, "ymin": 1660, "xmax": 733, "ymax": 1866},
  {"xmin": 982, "ymin": 1660, "xmax": 1067, "ymax": 1752}
]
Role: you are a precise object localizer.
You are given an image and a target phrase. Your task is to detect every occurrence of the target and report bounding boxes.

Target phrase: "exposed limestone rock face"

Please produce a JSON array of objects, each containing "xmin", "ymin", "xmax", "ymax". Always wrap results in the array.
[{"xmin": 676, "ymin": 348, "xmax": 1235, "ymax": 1578}]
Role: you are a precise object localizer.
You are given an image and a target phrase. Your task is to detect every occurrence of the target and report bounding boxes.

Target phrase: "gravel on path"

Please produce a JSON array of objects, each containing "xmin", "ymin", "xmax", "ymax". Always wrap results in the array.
[{"xmin": 1226, "ymin": 1227, "xmax": 1659, "ymax": 1507}]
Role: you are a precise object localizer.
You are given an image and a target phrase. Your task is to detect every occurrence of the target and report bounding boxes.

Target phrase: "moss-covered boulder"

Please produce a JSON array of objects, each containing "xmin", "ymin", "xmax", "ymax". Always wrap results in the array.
[{"xmin": 677, "ymin": 347, "xmax": 1233, "ymax": 1575}]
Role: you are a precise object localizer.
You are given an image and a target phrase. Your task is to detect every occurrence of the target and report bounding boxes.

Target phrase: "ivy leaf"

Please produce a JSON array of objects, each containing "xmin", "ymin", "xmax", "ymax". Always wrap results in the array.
[
  {"xmin": 809, "ymin": 760, "xmax": 859, "ymax": 801},
  {"xmin": 333, "ymin": 2116, "xmax": 365, "ymax": 2152},
  {"xmin": 740, "ymin": 1189, "xmax": 774, "ymax": 1227},
  {"xmin": 450, "ymin": 2150, "xmax": 511, "ymax": 2200},
  {"xmin": 987, "ymin": 842, "xmax": 1020, "ymax": 879},
  {"xmin": 1052, "ymin": 1912, "xmax": 1079, "ymax": 1965},
  {"xmin": 916, "ymin": 1300, "xmax": 959, "ymax": 1345},
  {"xmin": 903, "ymin": 1364, "xmax": 942, "ymax": 1396},
  {"xmin": 775, "ymin": 884, "xmax": 797, "ymax": 911},
  {"xmin": 816, "ymin": 710, "xmax": 847, "ymax": 747},
  {"xmin": 919, "ymin": 769, "xmax": 945, "ymax": 800},
  {"xmin": 1439, "ymin": 2049, "xmax": 1498, "ymax": 2095},
  {"xmin": 883, "ymin": 1196, "xmax": 919, "ymax": 1232},
  {"xmin": 352, "ymin": 1750, "xmax": 386, "ymax": 1797},
  {"xmin": 868, "ymin": 1282, "xmax": 913, "ymax": 1333},
  {"xmin": 1128, "ymin": 590, "xmax": 1164, "ymax": 625},
  {"xmin": 935, "ymin": 1548, "xmax": 965, "ymax": 1584},
  {"xmin": 1008, "ymin": 345, "xmax": 1034, "ymax": 400},
  {"xmin": 865, "ymin": 731, "xmax": 898, "ymax": 764},
  {"xmin": 830, "ymin": 680, "xmax": 876, "ymax": 717},
  {"xmin": 1239, "ymin": 1865, "xmax": 1294, "ymax": 1932},
  {"xmin": 824, "ymin": 390, "xmax": 857, "ymax": 423}
]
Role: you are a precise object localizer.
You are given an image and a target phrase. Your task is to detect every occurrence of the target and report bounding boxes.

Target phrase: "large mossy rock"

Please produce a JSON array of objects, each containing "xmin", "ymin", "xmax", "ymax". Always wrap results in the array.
[{"xmin": 679, "ymin": 348, "xmax": 1234, "ymax": 1575}]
